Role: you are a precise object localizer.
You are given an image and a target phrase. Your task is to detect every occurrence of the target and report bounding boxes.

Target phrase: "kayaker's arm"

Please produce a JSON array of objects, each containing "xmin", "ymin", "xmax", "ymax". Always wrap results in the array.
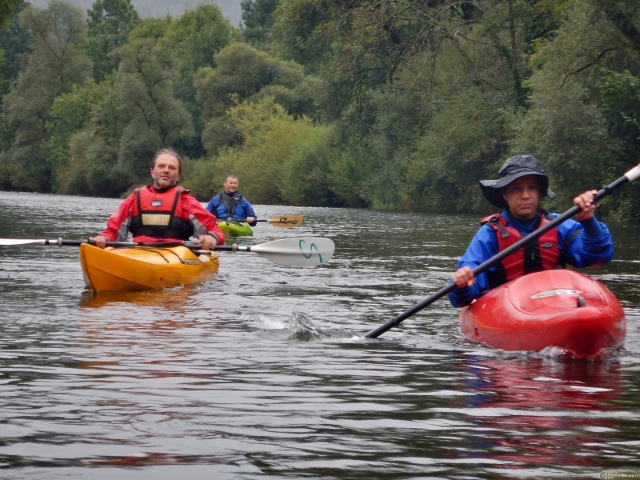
[
  {"xmin": 242, "ymin": 198, "xmax": 257, "ymax": 225},
  {"xmin": 448, "ymin": 226, "xmax": 496, "ymax": 307},
  {"xmin": 205, "ymin": 195, "xmax": 219, "ymax": 215},
  {"xmin": 560, "ymin": 217, "xmax": 613, "ymax": 268},
  {"xmin": 183, "ymin": 195, "xmax": 226, "ymax": 246},
  {"xmin": 450, "ymin": 267, "xmax": 476, "ymax": 308},
  {"xmin": 90, "ymin": 194, "xmax": 137, "ymax": 248},
  {"xmin": 566, "ymin": 189, "xmax": 614, "ymax": 266}
]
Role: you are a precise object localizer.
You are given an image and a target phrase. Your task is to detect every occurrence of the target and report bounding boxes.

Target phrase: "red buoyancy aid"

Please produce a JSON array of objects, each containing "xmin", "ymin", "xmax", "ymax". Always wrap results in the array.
[
  {"xmin": 128, "ymin": 186, "xmax": 193, "ymax": 240},
  {"xmin": 481, "ymin": 210, "xmax": 564, "ymax": 289}
]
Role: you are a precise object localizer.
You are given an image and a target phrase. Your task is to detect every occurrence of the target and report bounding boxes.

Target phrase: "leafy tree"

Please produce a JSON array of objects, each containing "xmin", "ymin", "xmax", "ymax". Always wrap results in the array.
[
  {"xmin": 46, "ymin": 79, "xmax": 111, "ymax": 191},
  {"xmin": 196, "ymin": 41, "xmax": 323, "ymax": 155},
  {"xmin": 127, "ymin": 16, "xmax": 173, "ymax": 42},
  {"xmin": 164, "ymin": 4, "xmax": 239, "ymax": 157},
  {"xmin": 0, "ymin": 0, "xmax": 31, "ymax": 95},
  {"xmin": 59, "ymin": 75, "xmax": 129, "ymax": 196},
  {"xmin": 85, "ymin": 0, "xmax": 140, "ymax": 82},
  {"xmin": 65, "ymin": 129, "xmax": 126, "ymax": 196},
  {"xmin": 241, "ymin": 0, "xmax": 277, "ymax": 47},
  {"xmin": 405, "ymin": 90, "xmax": 508, "ymax": 212},
  {"xmin": 206, "ymin": 96, "xmax": 334, "ymax": 205},
  {"xmin": 0, "ymin": 0, "xmax": 22, "ymax": 28},
  {"xmin": 1, "ymin": 1, "xmax": 91, "ymax": 191},
  {"xmin": 269, "ymin": 0, "xmax": 334, "ymax": 74},
  {"xmin": 115, "ymin": 37, "xmax": 194, "ymax": 183},
  {"xmin": 267, "ymin": 0, "xmax": 566, "ymax": 210},
  {"xmin": 511, "ymin": 0, "xmax": 640, "ymax": 219},
  {"xmin": 167, "ymin": 4, "xmax": 238, "ymax": 77}
]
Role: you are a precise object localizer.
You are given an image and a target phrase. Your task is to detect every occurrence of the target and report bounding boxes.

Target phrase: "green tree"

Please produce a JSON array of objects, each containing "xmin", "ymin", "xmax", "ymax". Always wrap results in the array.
[
  {"xmin": 164, "ymin": 4, "xmax": 239, "ymax": 157},
  {"xmin": 85, "ymin": 0, "xmax": 140, "ymax": 82},
  {"xmin": 204, "ymin": 96, "xmax": 334, "ymax": 206},
  {"xmin": 46, "ymin": 79, "xmax": 110, "ymax": 191},
  {"xmin": 0, "ymin": 0, "xmax": 31, "ymax": 95},
  {"xmin": 511, "ymin": 0, "xmax": 640, "ymax": 219},
  {"xmin": 1, "ymin": 1, "xmax": 91, "ymax": 191},
  {"xmin": 0, "ymin": 0, "xmax": 22, "ymax": 28},
  {"xmin": 128, "ymin": 16, "xmax": 172, "ymax": 41},
  {"xmin": 116, "ymin": 37, "xmax": 194, "ymax": 183},
  {"xmin": 195, "ymin": 42, "xmax": 323, "ymax": 155},
  {"xmin": 241, "ymin": 0, "xmax": 277, "ymax": 48},
  {"xmin": 60, "ymin": 75, "xmax": 129, "ymax": 196},
  {"xmin": 268, "ymin": 0, "xmax": 565, "ymax": 209}
]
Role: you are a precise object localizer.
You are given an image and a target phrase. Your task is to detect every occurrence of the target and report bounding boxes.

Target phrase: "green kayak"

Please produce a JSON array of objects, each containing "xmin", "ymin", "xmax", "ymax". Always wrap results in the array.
[{"xmin": 217, "ymin": 219, "xmax": 253, "ymax": 237}]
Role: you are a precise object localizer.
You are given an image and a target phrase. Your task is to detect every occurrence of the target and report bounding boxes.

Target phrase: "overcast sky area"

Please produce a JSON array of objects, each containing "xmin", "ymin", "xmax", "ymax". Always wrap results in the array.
[{"xmin": 28, "ymin": 0, "xmax": 242, "ymax": 25}]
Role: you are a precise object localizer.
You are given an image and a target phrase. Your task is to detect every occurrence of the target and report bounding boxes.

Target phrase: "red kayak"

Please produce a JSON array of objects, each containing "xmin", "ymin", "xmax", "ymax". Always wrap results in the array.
[{"xmin": 459, "ymin": 269, "xmax": 626, "ymax": 358}]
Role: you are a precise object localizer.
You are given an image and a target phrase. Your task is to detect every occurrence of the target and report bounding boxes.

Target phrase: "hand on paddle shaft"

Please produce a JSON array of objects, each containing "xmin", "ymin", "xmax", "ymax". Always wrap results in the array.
[
  {"xmin": 573, "ymin": 190, "xmax": 598, "ymax": 222},
  {"xmin": 451, "ymin": 189, "xmax": 599, "ymax": 290},
  {"xmin": 367, "ymin": 163, "xmax": 640, "ymax": 339}
]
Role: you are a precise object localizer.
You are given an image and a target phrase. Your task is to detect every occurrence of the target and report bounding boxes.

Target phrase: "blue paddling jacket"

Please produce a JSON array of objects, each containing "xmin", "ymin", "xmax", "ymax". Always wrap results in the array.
[
  {"xmin": 206, "ymin": 192, "xmax": 256, "ymax": 221},
  {"xmin": 448, "ymin": 209, "xmax": 613, "ymax": 307}
]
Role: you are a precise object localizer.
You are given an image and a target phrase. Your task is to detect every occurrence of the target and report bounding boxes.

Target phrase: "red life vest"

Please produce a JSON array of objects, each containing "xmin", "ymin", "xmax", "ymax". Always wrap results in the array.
[
  {"xmin": 482, "ymin": 210, "xmax": 564, "ymax": 289},
  {"xmin": 128, "ymin": 186, "xmax": 193, "ymax": 240}
]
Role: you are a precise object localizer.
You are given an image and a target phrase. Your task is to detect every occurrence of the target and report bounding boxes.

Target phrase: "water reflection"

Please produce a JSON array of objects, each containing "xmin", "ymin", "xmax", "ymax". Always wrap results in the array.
[
  {"xmin": 78, "ymin": 283, "xmax": 209, "ymax": 309},
  {"xmin": 1, "ymin": 192, "xmax": 640, "ymax": 479},
  {"xmin": 442, "ymin": 355, "xmax": 622, "ymax": 472}
]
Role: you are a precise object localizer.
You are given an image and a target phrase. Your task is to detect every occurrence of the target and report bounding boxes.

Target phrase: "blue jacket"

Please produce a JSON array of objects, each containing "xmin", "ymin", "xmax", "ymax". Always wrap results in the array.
[
  {"xmin": 448, "ymin": 209, "xmax": 613, "ymax": 307},
  {"xmin": 205, "ymin": 192, "xmax": 256, "ymax": 221}
]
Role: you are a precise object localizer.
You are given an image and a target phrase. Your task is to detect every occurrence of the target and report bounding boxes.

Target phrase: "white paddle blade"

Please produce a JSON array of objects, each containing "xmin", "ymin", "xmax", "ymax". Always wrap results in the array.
[
  {"xmin": 0, "ymin": 238, "xmax": 49, "ymax": 246},
  {"xmin": 266, "ymin": 215, "xmax": 304, "ymax": 228},
  {"xmin": 625, "ymin": 164, "xmax": 640, "ymax": 183},
  {"xmin": 251, "ymin": 237, "xmax": 334, "ymax": 266}
]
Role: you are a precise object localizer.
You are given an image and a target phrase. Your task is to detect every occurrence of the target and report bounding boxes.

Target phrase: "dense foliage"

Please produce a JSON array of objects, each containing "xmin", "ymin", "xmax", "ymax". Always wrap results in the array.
[{"xmin": 0, "ymin": 0, "xmax": 638, "ymax": 220}]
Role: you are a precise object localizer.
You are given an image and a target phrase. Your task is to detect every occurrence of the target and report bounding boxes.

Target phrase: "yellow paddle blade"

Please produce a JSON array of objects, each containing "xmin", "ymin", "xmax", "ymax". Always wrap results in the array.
[{"xmin": 264, "ymin": 214, "xmax": 304, "ymax": 228}]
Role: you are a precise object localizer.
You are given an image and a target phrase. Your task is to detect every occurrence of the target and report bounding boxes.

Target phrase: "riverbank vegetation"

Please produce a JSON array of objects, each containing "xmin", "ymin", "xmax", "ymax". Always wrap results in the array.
[{"xmin": 0, "ymin": 0, "xmax": 638, "ymax": 219}]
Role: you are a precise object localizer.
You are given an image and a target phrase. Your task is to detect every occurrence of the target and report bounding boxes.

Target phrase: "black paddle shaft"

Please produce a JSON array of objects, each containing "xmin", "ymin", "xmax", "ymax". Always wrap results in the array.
[
  {"xmin": 365, "ymin": 172, "xmax": 634, "ymax": 339},
  {"xmin": 49, "ymin": 239, "xmax": 187, "ymax": 248}
]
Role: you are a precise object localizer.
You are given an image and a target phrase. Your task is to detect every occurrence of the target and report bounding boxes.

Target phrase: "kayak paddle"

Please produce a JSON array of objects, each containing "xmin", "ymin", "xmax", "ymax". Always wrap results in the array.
[
  {"xmin": 365, "ymin": 162, "xmax": 640, "ymax": 339},
  {"xmin": 0, "ymin": 236, "xmax": 334, "ymax": 267},
  {"xmin": 200, "ymin": 237, "xmax": 333, "ymax": 267},
  {"xmin": 256, "ymin": 215, "xmax": 304, "ymax": 228}
]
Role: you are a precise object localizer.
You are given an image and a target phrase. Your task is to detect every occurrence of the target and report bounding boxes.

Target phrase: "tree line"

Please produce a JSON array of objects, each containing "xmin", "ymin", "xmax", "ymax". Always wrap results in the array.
[{"xmin": 0, "ymin": 0, "xmax": 638, "ymax": 220}]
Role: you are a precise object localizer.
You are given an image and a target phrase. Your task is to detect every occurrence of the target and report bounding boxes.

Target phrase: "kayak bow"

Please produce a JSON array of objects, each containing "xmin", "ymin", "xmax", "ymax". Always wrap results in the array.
[{"xmin": 459, "ymin": 269, "xmax": 626, "ymax": 358}]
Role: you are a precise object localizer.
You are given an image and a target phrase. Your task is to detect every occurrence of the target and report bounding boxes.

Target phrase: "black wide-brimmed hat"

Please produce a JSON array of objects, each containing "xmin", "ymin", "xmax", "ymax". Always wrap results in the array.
[{"xmin": 479, "ymin": 155, "xmax": 556, "ymax": 208}]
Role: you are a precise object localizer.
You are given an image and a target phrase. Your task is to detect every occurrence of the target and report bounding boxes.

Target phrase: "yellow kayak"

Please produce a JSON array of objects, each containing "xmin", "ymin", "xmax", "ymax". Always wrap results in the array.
[{"xmin": 79, "ymin": 243, "xmax": 219, "ymax": 292}]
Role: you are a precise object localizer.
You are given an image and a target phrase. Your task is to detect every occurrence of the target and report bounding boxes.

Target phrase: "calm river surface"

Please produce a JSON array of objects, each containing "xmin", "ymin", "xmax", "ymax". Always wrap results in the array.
[{"xmin": 1, "ymin": 190, "xmax": 640, "ymax": 480}]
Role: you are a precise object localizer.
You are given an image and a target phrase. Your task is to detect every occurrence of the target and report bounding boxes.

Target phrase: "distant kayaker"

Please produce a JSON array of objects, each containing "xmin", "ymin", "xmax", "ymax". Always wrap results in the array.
[
  {"xmin": 90, "ymin": 149, "xmax": 225, "ymax": 250},
  {"xmin": 206, "ymin": 175, "xmax": 257, "ymax": 225},
  {"xmin": 449, "ymin": 154, "xmax": 613, "ymax": 307}
]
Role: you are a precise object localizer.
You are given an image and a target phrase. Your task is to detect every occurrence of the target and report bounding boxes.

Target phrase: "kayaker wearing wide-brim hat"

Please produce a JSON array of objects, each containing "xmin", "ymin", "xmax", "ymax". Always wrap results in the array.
[
  {"xmin": 479, "ymin": 154, "xmax": 556, "ymax": 208},
  {"xmin": 448, "ymin": 154, "xmax": 614, "ymax": 308}
]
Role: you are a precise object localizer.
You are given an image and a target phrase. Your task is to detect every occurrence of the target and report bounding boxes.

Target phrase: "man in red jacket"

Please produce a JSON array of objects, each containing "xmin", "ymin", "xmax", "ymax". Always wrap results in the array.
[{"xmin": 90, "ymin": 149, "xmax": 225, "ymax": 250}]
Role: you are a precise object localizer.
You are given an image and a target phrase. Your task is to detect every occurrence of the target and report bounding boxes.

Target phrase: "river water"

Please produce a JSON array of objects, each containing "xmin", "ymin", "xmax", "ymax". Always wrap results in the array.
[{"xmin": 0, "ymin": 190, "xmax": 639, "ymax": 479}]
